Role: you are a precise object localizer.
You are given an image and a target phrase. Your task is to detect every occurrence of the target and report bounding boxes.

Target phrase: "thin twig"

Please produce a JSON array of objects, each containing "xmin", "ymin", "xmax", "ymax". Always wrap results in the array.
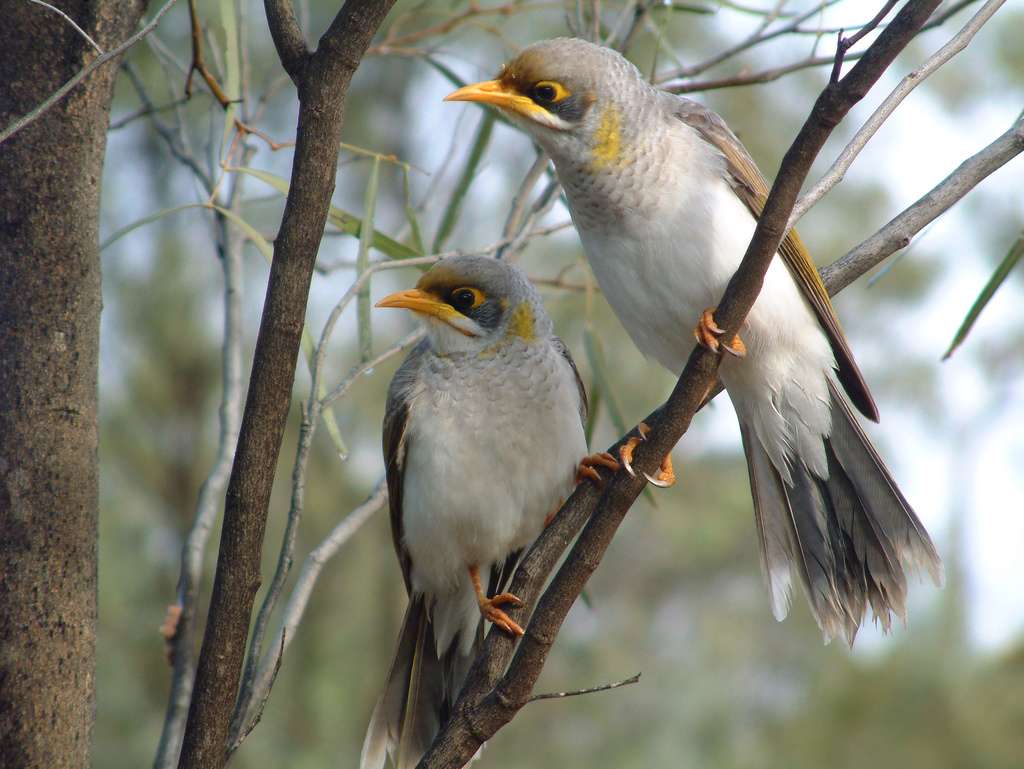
[
  {"xmin": 28, "ymin": 0, "xmax": 104, "ymax": 53},
  {"xmin": 237, "ymin": 482, "xmax": 389, "ymax": 732},
  {"xmin": 185, "ymin": 0, "xmax": 233, "ymax": 107},
  {"xmin": 821, "ymin": 114, "xmax": 1024, "ymax": 296},
  {"xmin": 792, "ymin": 0, "xmax": 1007, "ymax": 226},
  {"xmin": 152, "ymin": 155, "xmax": 248, "ymax": 769},
  {"xmin": 0, "ymin": 0, "xmax": 183, "ymax": 144},
  {"xmin": 527, "ymin": 673, "xmax": 641, "ymax": 702}
]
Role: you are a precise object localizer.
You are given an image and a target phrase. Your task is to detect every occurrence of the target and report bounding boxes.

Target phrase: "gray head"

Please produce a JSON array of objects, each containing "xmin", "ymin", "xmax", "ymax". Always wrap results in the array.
[
  {"xmin": 376, "ymin": 255, "xmax": 553, "ymax": 355},
  {"xmin": 445, "ymin": 39, "xmax": 662, "ymax": 168}
]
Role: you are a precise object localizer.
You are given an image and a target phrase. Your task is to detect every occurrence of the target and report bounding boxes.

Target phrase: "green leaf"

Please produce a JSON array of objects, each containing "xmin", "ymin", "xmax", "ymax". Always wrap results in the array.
[
  {"xmin": 357, "ymin": 156, "xmax": 380, "ymax": 363},
  {"xmin": 208, "ymin": 203, "xmax": 274, "ymax": 261},
  {"xmin": 944, "ymin": 229, "xmax": 1024, "ymax": 360},
  {"xmin": 402, "ymin": 167, "xmax": 425, "ymax": 256},
  {"xmin": 299, "ymin": 326, "xmax": 348, "ymax": 460},
  {"xmin": 100, "ymin": 204, "xmax": 204, "ymax": 250},
  {"xmin": 433, "ymin": 110, "xmax": 495, "ymax": 253},
  {"xmin": 583, "ymin": 324, "xmax": 629, "ymax": 437},
  {"xmin": 228, "ymin": 167, "xmax": 422, "ymax": 260}
]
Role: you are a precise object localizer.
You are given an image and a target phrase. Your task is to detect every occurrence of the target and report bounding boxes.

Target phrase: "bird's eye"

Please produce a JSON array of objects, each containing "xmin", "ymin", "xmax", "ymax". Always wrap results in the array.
[
  {"xmin": 451, "ymin": 287, "xmax": 485, "ymax": 312},
  {"xmin": 532, "ymin": 81, "xmax": 568, "ymax": 104}
]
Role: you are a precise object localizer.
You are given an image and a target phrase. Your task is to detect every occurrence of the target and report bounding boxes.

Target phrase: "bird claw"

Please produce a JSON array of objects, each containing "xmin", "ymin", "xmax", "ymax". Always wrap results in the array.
[
  {"xmin": 693, "ymin": 307, "xmax": 746, "ymax": 358},
  {"xmin": 576, "ymin": 452, "xmax": 620, "ymax": 486},
  {"xmin": 643, "ymin": 453, "xmax": 675, "ymax": 488},
  {"xmin": 619, "ymin": 422, "xmax": 651, "ymax": 477},
  {"xmin": 620, "ymin": 423, "xmax": 674, "ymax": 488},
  {"xmin": 642, "ymin": 470, "xmax": 672, "ymax": 488},
  {"xmin": 479, "ymin": 592, "xmax": 525, "ymax": 637}
]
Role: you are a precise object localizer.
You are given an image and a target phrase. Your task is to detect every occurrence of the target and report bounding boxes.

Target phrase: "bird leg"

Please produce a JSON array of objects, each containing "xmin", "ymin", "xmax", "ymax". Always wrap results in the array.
[
  {"xmin": 693, "ymin": 307, "xmax": 746, "ymax": 357},
  {"xmin": 619, "ymin": 422, "xmax": 675, "ymax": 488},
  {"xmin": 469, "ymin": 564, "xmax": 524, "ymax": 637},
  {"xmin": 576, "ymin": 451, "xmax": 620, "ymax": 485}
]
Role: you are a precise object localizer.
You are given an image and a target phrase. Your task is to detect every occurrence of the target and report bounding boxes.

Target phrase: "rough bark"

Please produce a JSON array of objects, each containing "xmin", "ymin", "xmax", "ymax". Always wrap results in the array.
[{"xmin": 0, "ymin": 0, "xmax": 145, "ymax": 766}]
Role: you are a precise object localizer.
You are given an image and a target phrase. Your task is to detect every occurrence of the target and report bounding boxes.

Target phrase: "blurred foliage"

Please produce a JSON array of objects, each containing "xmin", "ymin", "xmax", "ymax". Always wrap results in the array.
[{"xmin": 94, "ymin": 0, "xmax": 1024, "ymax": 767}]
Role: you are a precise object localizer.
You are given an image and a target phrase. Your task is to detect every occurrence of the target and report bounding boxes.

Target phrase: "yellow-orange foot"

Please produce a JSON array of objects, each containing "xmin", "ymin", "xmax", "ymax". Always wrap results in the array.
[
  {"xmin": 576, "ymin": 452, "xmax": 620, "ymax": 485},
  {"xmin": 693, "ymin": 307, "xmax": 746, "ymax": 357},
  {"xmin": 619, "ymin": 422, "xmax": 676, "ymax": 488},
  {"xmin": 470, "ymin": 565, "xmax": 525, "ymax": 636}
]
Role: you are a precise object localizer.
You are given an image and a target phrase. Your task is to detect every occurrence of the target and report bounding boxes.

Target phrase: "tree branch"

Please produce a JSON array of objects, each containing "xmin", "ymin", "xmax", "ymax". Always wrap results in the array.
[
  {"xmin": 792, "ymin": 0, "xmax": 1007, "ymax": 225},
  {"xmin": 417, "ymin": 1, "xmax": 944, "ymax": 766},
  {"xmin": 0, "ymin": 0, "xmax": 182, "ymax": 145},
  {"xmin": 263, "ymin": 0, "xmax": 309, "ymax": 80},
  {"xmin": 821, "ymin": 114, "xmax": 1024, "ymax": 295},
  {"xmin": 175, "ymin": 0, "xmax": 399, "ymax": 767}
]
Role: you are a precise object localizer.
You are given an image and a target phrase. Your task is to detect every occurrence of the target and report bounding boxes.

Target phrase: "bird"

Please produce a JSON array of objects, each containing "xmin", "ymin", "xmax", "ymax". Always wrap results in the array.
[
  {"xmin": 362, "ymin": 254, "xmax": 604, "ymax": 769},
  {"xmin": 445, "ymin": 38, "xmax": 944, "ymax": 644}
]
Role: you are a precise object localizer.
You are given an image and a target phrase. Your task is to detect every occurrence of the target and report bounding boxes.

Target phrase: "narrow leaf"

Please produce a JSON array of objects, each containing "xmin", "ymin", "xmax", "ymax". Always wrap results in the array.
[
  {"xmin": 944, "ymin": 229, "xmax": 1024, "ymax": 360},
  {"xmin": 433, "ymin": 111, "xmax": 495, "ymax": 253},
  {"xmin": 100, "ymin": 204, "xmax": 203, "ymax": 250},
  {"xmin": 228, "ymin": 166, "xmax": 422, "ymax": 260},
  {"xmin": 357, "ymin": 156, "xmax": 380, "ymax": 363}
]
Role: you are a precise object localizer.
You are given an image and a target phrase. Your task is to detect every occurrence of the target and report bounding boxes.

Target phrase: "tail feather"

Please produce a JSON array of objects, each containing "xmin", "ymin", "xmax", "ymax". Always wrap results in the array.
[
  {"xmin": 743, "ymin": 381, "xmax": 944, "ymax": 645},
  {"xmin": 361, "ymin": 598, "xmax": 475, "ymax": 769}
]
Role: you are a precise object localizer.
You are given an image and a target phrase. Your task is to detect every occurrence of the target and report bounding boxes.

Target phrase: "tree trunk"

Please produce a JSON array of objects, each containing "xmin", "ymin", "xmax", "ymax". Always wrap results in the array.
[{"xmin": 0, "ymin": 0, "xmax": 144, "ymax": 765}]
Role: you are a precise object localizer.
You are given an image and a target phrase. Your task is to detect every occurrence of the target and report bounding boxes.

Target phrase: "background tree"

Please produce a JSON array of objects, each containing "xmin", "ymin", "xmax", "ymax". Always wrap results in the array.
[{"xmin": 0, "ymin": 0, "xmax": 145, "ymax": 766}]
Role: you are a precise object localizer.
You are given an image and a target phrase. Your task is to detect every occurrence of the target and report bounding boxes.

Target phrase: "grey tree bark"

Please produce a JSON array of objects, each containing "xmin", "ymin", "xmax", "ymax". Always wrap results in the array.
[{"xmin": 0, "ymin": 0, "xmax": 145, "ymax": 765}]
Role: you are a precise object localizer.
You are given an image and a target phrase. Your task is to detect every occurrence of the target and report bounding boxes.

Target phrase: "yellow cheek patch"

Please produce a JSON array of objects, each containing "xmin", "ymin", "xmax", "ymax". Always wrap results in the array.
[
  {"xmin": 588, "ymin": 104, "xmax": 628, "ymax": 173},
  {"xmin": 508, "ymin": 301, "xmax": 537, "ymax": 342}
]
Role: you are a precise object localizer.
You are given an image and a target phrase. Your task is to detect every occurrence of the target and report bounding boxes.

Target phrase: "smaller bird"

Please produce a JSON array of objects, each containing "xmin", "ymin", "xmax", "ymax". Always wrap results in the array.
[{"xmin": 362, "ymin": 255, "xmax": 602, "ymax": 769}]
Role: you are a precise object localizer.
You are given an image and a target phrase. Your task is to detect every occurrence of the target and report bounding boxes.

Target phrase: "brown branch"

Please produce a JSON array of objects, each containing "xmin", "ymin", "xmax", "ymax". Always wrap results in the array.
[
  {"xmin": 263, "ymin": 0, "xmax": 310, "ymax": 81},
  {"xmin": 173, "ymin": 1, "xmax": 400, "ymax": 768},
  {"xmin": 416, "ymin": 1, "xmax": 945, "ymax": 766},
  {"xmin": 185, "ymin": 0, "xmax": 233, "ymax": 107}
]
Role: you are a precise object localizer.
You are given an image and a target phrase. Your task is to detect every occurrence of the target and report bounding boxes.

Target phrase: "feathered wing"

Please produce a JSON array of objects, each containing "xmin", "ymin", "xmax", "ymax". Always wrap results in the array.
[
  {"xmin": 743, "ymin": 379, "xmax": 944, "ymax": 644},
  {"xmin": 674, "ymin": 98, "xmax": 878, "ymax": 422}
]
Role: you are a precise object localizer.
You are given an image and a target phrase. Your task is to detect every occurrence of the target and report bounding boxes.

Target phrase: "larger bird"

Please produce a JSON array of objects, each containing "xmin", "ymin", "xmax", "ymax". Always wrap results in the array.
[
  {"xmin": 446, "ymin": 38, "xmax": 943, "ymax": 644},
  {"xmin": 362, "ymin": 255, "xmax": 592, "ymax": 769}
]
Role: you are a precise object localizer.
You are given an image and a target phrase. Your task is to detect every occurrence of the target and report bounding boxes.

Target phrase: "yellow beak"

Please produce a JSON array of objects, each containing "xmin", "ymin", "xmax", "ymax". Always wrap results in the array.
[
  {"xmin": 376, "ymin": 289, "xmax": 475, "ymax": 336},
  {"xmin": 445, "ymin": 79, "xmax": 533, "ymax": 110}
]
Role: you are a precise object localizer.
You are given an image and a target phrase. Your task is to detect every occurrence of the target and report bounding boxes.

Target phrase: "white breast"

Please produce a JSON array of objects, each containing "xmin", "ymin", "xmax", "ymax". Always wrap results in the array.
[{"xmin": 400, "ymin": 338, "xmax": 587, "ymax": 650}]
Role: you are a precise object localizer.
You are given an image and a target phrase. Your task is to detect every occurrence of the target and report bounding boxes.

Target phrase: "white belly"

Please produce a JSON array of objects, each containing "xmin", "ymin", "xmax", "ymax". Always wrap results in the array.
[{"xmin": 567, "ymin": 166, "xmax": 835, "ymax": 482}]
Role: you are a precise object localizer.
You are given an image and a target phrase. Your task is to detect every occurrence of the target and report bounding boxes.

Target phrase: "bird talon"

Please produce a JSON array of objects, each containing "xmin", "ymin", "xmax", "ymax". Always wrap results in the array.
[
  {"xmin": 576, "ymin": 452, "xmax": 620, "ymax": 486},
  {"xmin": 642, "ymin": 470, "xmax": 672, "ymax": 488},
  {"xmin": 619, "ymin": 422, "xmax": 650, "ymax": 477},
  {"xmin": 643, "ymin": 453, "xmax": 675, "ymax": 488},
  {"xmin": 694, "ymin": 307, "xmax": 745, "ymax": 358},
  {"xmin": 470, "ymin": 565, "xmax": 525, "ymax": 636},
  {"xmin": 479, "ymin": 592, "xmax": 525, "ymax": 636}
]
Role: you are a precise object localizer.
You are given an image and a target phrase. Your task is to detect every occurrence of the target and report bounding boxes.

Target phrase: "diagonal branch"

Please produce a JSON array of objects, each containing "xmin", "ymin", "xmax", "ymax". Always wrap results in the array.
[
  {"xmin": 822, "ymin": 114, "xmax": 1024, "ymax": 295},
  {"xmin": 416, "ymin": 1, "xmax": 944, "ymax": 766}
]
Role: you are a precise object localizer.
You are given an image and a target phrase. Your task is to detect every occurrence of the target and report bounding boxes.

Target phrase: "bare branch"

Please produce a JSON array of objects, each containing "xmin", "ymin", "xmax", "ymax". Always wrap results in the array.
[
  {"xmin": 793, "ymin": 0, "xmax": 1008, "ymax": 226},
  {"xmin": 27, "ymin": 0, "xmax": 104, "ymax": 54},
  {"xmin": 822, "ymin": 114, "xmax": 1024, "ymax": 296},
  {"xmin": 153, "ymin": 174, "xmax": 248, "ymax": 769},
  {"xmin": 176, "ymin": 0, "xmax": 401, "ymax": 765},
  {"xmin": 527, "ymin": 673, "xmax": 641, "ymax": 702},
  {"xmin": 263, "ymin": 0, "xmax": 309, "ymax": 80},
  {"xmin": 237, "ymin": 482, "xmax": 388, "ymax": 733}
]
